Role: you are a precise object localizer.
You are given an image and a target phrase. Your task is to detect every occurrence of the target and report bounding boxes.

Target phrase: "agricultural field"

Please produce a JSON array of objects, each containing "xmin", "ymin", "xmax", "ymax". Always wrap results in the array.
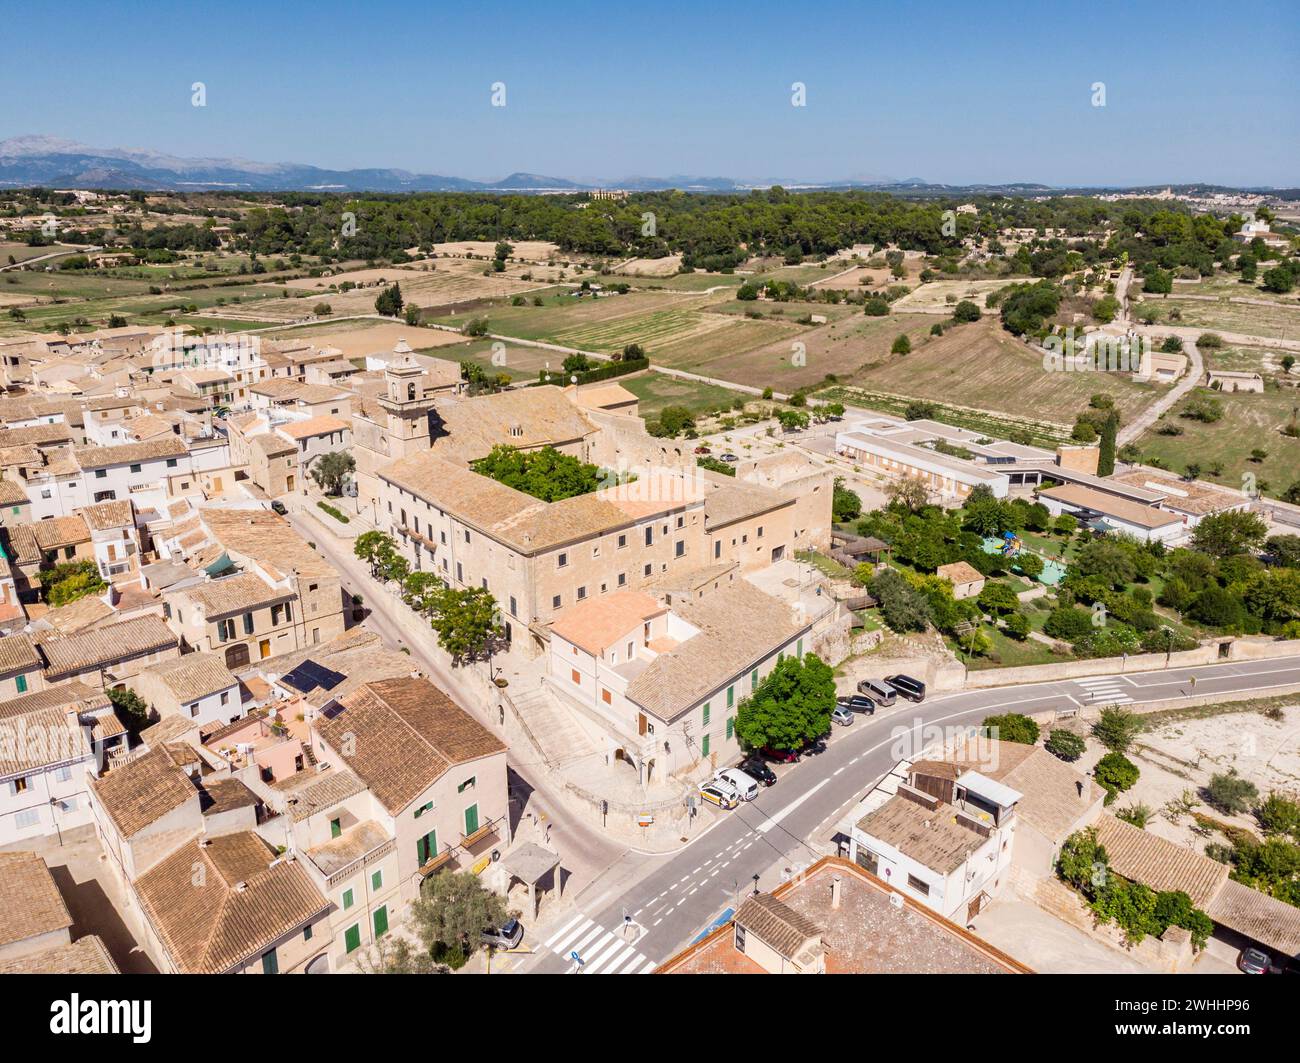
[
  {"xmin": 618, "ymin": 371, "xmax": 744, "ymax": 420},
  {"xmin": 429, "ymin": 240, "xmax": 562, "ymax": 262},
  {"xmin": 891, "ymin": 277, "xmax": 1008, "ymax": 313},
  {"xmin": 1135, "ymin": 385, "xmax": 1300, "ymax": 498},
  {"xmin": 1203, "ymin": 343, "xmax": 1294, "ymax": 375},
  {"xmin": 613, "ymin": 255, "xmax": 683, "ymax": 277},
  {"xmin": 1136, "ymin": 292, "xmax": 1300, "ymax": 340},
  {"xmin": 851, "ymin": 316, "xmax": 1160, "ymax": 427},
  {"xmin": 262, "ymin": 319, "xmax": 467, "ymax": 358}
]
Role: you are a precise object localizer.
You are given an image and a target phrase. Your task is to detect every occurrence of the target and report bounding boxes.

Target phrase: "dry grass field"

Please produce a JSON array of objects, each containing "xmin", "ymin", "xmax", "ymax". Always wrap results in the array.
[
  {"xmin": 262, "ymin": 319, "xmax": 467, "ymax": 357},
  {"xmin": 891, "ymin": 278, "xmax": 1008, "ymax": 313},
  {"xmin": 614, "ymin": 255, "xmax": 683, "ymax": 277},
  {"xmin": 429, "ymin": 240, "xmax": 562, "ymax": 261},
  {"xmin": 853, "ymin": 317, "xmax": 1159, "ymax": 426}
]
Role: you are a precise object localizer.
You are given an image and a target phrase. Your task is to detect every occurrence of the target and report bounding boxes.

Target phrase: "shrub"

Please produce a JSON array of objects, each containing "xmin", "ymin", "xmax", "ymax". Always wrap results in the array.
[
  {"xmin": 1204, "ymin": 770, "xmax": 1259, "ymax": 815},
  {"xmin": 1094, "ymin": 752, "xmax": 1139, "ymax": 804},
  {"xmin": 980, "ymin": 713, "xmax": 1039, "ymax": 745},
  {"xmin": 1045, "ymin": 729, "xmax": 1087, "ymax": 762},
  {"xmin": 317, "ymin": 500, "xmax": 350, "ymax": 524},
  {"xmin": 1043, "ymin": 606, "xmax": 1093, "ymax": 642},
  {"xmin": 1003, "ymin": 611, "xmax": 1031, "ymax": 640}
]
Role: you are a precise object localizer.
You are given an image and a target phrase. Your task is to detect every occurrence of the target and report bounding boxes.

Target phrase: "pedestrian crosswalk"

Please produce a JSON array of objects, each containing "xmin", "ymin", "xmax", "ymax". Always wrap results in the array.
[
  {"xmin": 542, "ymin": 913, "xmax": 657, "ymax": 974},
  {"xmin": 1075, "ymin": 676, "xmax": 1133, "ymax": 704}
]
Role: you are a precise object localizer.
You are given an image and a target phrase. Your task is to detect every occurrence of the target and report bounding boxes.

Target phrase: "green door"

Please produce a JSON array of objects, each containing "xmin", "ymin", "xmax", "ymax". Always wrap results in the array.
[
  {"xmin": 464, "ymin": 803, "xmax": 479, "ymax": 836},
  {"xmin": 372, "ymin": 905, "xmax": 389, "ymax": 938},
  {"xmin": 416, "ymin": 829, "xmax": 437, "ymax": 867},
  {"xmin": 344, "ymin": 924, "xmax": 361, "ymax": 954}
]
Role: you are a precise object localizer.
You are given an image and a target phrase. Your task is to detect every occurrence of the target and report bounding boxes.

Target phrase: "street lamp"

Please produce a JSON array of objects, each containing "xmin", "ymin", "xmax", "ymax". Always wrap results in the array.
[{"xmin": 752, "ymin": 873, "xmax": 760, "ymax": 896}]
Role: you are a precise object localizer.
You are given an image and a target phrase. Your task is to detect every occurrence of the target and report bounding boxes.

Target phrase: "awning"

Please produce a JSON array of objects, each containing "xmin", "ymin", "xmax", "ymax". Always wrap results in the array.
[
  {"xmin": 418, "ymin": 851, "xmax": 454, "ymax": 877},
  {"xmin": 460, "ymin": 823, "xmax": 497, "ymax": 850}
]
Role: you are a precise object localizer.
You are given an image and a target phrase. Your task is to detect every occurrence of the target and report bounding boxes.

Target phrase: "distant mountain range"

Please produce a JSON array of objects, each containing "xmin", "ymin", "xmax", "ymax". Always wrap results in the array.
[{"xmin": 0, "ymin": 136, "xmax": 1288, "ymax": 197}]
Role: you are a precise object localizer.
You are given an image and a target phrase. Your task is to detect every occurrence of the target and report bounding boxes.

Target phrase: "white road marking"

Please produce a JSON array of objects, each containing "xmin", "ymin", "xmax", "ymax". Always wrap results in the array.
[
  {"xmin": 758, "ymin": 778, "xmax": 829, "ymax": 833},
  {"xmin": 544, "ymin": 913, "xmax": 587, "ymax": 949}
]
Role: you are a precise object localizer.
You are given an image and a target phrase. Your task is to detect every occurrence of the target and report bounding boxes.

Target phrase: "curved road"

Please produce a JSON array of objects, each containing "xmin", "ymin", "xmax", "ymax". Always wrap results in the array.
[{"xmin": 528, "ymin": 653, "xmax": 1300, "ymax": 973}]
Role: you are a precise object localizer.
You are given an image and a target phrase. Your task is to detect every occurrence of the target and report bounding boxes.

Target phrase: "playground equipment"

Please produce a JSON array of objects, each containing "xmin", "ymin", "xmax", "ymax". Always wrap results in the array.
[{"xmin": 1001, "ymin": 531, "xmax": 1022, "ymax": 558}]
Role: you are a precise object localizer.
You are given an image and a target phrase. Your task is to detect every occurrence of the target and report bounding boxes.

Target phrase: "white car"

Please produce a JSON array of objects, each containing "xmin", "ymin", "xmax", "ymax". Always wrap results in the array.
[
  {"xmin": 714, "ymin": 767, "xmax": 759, "ymax": 801},
  {"xmin": 698, "ymin": 783, "xmax": 738, "ymax": 810}
]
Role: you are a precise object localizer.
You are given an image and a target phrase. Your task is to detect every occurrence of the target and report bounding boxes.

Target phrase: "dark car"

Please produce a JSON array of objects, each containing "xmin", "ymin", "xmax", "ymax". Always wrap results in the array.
[
  {"xmin": 270, "ymin": 500, "xmax": 288, "ymax": 516},
  {"xmin": 739, "ymin": 757, "xmax": 777, "ymax": 786},
  {"xmin": 482, "ymin": 918, "xmax": 524, "ymax": 951},
  {"xmin": 1239, "ymin": 947, "xmax": 1272, "ymax": 974},
  {"xmin": 761, "ymin": 746, "xmax": 800, "ymax": 763},
  {"xmin": 885, "ymin": 674, "xmax": 926, "ymax": 702},
  {"xmin": 838, "ymin": 694, "xmax": 876, "ymax": 715},
  {"xmin": 801, "ymin": 735, "xmax": 828, "ymax": 757}
]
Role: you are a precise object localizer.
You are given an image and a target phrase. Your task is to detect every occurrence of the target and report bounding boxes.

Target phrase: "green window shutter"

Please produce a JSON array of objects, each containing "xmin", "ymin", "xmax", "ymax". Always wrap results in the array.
[
  {"xmin": 261, "ymin": 949, "xmax": 278, "ymax": 975},
  {"xmin": 371, "ymin": 869, "xmax": 382, "ymax": 891},
  {"xmin": 726, "ymin": 717, "xmax": 734, "ymax": 740},
  {"xmin": 373, "ymin": 905, "xmax": 389, "ymax": 938},
  {"xmin": 727, "ymin": 686, "xmax": 734, "ymax": 708},
  {"xmin": 701, "ymin": 734, "xmax": 710, "ymax": 757},
  {"xmin": 702, "ymin": 702, "xmax": 710, "ymax": 727},
  {"xmin": 464, "ymin": 803, "xmax": 479, "ymax": 836},
  {"xmin": 417, "ymin": 829, "xmax": 437, "ymax": 866},
  {"xmin": 15, "ymin": 674, "xmax": 26, "ymax": 694},
  {"xmin": 344, "ymin": 924, "xmax": 361, "ymax": 954},
  {"xmin": 303, "ymin": 923, "xmax": 313, "ymax": 941},
  {"xmin": 797, "ymin": 638, "xmax": 804, "ymax": 657},
  {"xmin": 330, "ymin": 818, "xmax": 341, "ymax": 839},
  {"xmin": 342, "ymin": 888, "xmax": 354, "ymax": 910},
  {"xmin": 751, "ymin": 668, "xmax": 758, "ymax": 690}
]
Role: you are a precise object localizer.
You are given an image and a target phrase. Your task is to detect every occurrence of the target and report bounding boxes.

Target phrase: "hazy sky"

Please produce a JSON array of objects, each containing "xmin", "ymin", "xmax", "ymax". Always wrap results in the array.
[{"xmin": 4, "ymin": 0, "xmax": 1297, "ymax": 186}]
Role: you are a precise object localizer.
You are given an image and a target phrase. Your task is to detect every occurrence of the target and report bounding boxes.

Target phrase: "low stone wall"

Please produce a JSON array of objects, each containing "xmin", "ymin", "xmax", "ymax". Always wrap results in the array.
[{"xmin": 964, "ymin": 638, "xmax": 1300, "ymax": 690}]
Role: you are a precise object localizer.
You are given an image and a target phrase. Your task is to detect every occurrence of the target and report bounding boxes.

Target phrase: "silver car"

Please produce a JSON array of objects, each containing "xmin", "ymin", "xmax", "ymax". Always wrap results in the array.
[
  {"xmin": 482, "ymin": 918, "xmax": 524, "ymax": 950},
  {"xmin": 831, "ymin": 704, "xmax": 855, "ymax": 727}
]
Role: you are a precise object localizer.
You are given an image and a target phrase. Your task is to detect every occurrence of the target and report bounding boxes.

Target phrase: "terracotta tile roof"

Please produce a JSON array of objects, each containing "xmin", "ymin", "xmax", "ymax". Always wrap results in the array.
[
  {"xmin": 200, "ymin": 507, "xmax": 335, "ymax": 579},
  {"xmin": 279, "ymin": 769, "xmax": 368, "ymax": 822},
  {"xmin": 626, "ymin": 582, "xmax": 805, "ymax": 721},
  {"xmin": 1095, "ymin": 814, "xmax": 1228, "ymax": 908},
  {"xmin": 0, "ymin": 632, "xmax": 41, "ymax": 675},
  {"xmin": 549, "ymin": 591, "xmax": 665, "ymax": 655},
  {"xmin": 702, "ymin": 480, "xmax": 789, "ymax": 529},
  {"xmin": 134, "ymin": 832, "xmax": 328, "ymax": 974},
  {"xmin": 0, "ymin": 478, "xmax": 27, "ymax": 505},
  {"xmin": 32, "ymin": 515, "xmax": 91, "ymax": 551},
  {"xmin": 0, "ymin": 422, "xmax": 72, "ymax": 448},
  {"xmin": 0, "ymin": 706, "xmax": 87, "ymax": 775},
  {"xmin": 318, "ymin": 677, "xmax": 506, "ymax": 814},
  {"xmin": 74, "ymin": 435, "xmax": 189, "ymax": 469},
  {"xmin": 1206, "ymin": 878, "xmax": 1300, "ymax": 956},
  {"xmin": 142, "ymin": 652, "xmax": 238, "ymax": 703},
  {"xmin": 183, "ymin": 572, "xmax": 292, "ymax": 619},
  {"xmin": 0, "ymin": 852, "xmax": 73, "ymax": 948},
  {"xmin": 39, "ymin": 614, "xmax": 178, "ymax": 679},
  {"xmin": 252, "ymin": 433, "xmax": 296, "ymax": 457},
  {"xmin": 937, "ymin": 561, "xmax": 984, "ymax": 585},
  {"xmin": 89, "ymin": 746, "xmax": 197, "ymax": 838},
  {"xmin": 0, "ymin": 934, "xmax": 119, "ymax": 974},
  {"xmin": 734, "ymin": 892, "xmax": 823, "ymax": 959},
  {"xmin": 431, "ymin": 384, "xmax": 596, "ymax": 461},
  {"xmin": 856, "ymin": 794, "xmax": 987, "ymax": 875},
  {"xmin": 275, "ymin": 414, "xmax": 349, "ymax": 441},
  {"xmin": 78, "ymin": 499, "xmax": 134, "ymax": 531},
  {"xmin": 1108, "ymin": 471, "xmax": 1246, "ymax": 517},
  {"xmin": 0, "ymin": 680, "xmax": 106, "ymax": 722}
]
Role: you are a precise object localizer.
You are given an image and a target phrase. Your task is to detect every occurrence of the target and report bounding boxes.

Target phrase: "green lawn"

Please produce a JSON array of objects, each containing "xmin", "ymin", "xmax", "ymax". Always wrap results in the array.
[{"xmin": 619, "ymin": 372, "xmax": 743, "ymax": 420}]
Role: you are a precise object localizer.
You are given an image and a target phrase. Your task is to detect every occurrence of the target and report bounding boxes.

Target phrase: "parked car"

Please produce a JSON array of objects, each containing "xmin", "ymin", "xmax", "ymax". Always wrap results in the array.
[
  {"xmin": 720, "ymin": 453, "xmax": 739, "ymax": 463},
  {"xmin": 838, "ymin": 694, "xmax": 876, "ymax": 715},
  {"xmin": 801, "ymin": 735, "xmax": 828, "ymax": 756},
  {"xmin": 1239, "ymin": 947, "xmax": 1273, "ymax": 974},
  {"xmin": 694, "ymin": 445, "xmax": 711, "ymax": 455},
  {"xmin": 482, "ymin": 918, "xmax": 525, "ymax": 950},
  {"xmin": 886, "ymin": 674, "xmax": 926, "ymax": 702},
  {"xmin": 698, "ymin": 782, "xmax": 739, "ymax": 810},
  {"xmin": 830, "ymin": 704, "xmax": 855, "ymax": 727},
  {"xmin": 761, "ymin": 746, "xmax": 800, "ymax": 763},
  {"xmin": 738, "ymin": 757, "xmax": 777, "ymax": 786},
  {"xmin": 714, "ymin": 767, "xmax": 760, "ymax": 801},
  {"xmin": 270, "ymin": 500, "xmax": 288, "ymax": 516},
  {"xmin": 856, "ymin": 679, "xmax": 897, "ymax": 706}
]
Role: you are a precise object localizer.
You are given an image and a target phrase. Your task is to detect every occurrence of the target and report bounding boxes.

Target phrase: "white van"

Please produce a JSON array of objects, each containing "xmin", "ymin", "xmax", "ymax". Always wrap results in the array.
[{"xmin": 714, "ymin": 768, "xmax": 759, "ymax": 802}]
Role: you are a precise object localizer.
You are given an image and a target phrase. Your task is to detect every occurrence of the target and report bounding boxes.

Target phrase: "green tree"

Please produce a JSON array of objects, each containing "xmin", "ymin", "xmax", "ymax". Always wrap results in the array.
[
  {"xmin": 472, "ymin": 445, "xmax": 612, "ymax": 502},
  {"xmin": 1191, "ymin": 510, "xmax": 1268, "ymax": 558},
  {"xmin": 36, "ymin": 560, "xmax": 106, "ymax": 607},
  {"xmin": 1097, "ymin": 409, "xmax": 1118, "ymax": 477},
  {"xmin": 734, "ymin": 654, "xmax": 836, "ymax": 752},
  {"xmin": 404, "ymin": 303, "xmax": 421, "ymax": 326},
  {"xmin": 952, "ymin": 299, "xmax": 981, "ymax": 322},
  {"xmin": 430, "ymin": 587, "xmax": 504, "ymax": 663},
  {"xmin": 1091, "ymin": 705, "xmax": 1143, "ymax": 754},
  {"xmin": 375, "ymin": 282, "xmax": 404, "ymax": 317},
  {"xmin": 310, "ymin": 451, "xmax": 355, "ymax": 496},
  {"xmin": 890, "ymin": 334, "xmax": 911, "ymax": 355},
  {"xmin": 410, "ymin": 870, "xmax": 508, "ymax": 966},
  {"xmin": 831, "ymin": 478, "xmax": 861, "ymax": 522},
  {"xmin": 401, "ymin": 570, "xmax": 447, "ymax": 619},
  {"xmin": 354, "ymin": 530, "xmax": 397, "ymax": 579},
  {"xmin": 107, "ymin": 687, "xmax": 151, "ymax": 737}
]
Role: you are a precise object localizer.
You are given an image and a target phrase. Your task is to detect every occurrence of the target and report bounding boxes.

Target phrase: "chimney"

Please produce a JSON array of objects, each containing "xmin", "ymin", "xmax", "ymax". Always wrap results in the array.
[{"xmin": 831, "ymin": 875, "xmax": 842, "ymax": 910}]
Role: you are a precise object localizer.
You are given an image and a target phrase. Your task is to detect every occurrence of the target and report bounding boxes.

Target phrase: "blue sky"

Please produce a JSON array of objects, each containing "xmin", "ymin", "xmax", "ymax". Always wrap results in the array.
[{"xmin": 4, "ymin": 0, "xmax": 1297, "ymax": 186}]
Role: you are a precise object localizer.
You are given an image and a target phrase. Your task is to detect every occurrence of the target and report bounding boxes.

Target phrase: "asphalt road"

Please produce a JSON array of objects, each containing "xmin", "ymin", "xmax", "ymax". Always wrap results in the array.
[{"xmin": 528, "ymin": 654, "xmax": 1300, "ymax": 974}]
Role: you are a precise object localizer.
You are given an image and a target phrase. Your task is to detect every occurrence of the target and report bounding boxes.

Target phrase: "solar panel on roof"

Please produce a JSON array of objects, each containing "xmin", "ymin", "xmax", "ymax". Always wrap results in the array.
[{"xmin": 280, "ymin": 659, "xmax": 347, "ymax": 694}]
